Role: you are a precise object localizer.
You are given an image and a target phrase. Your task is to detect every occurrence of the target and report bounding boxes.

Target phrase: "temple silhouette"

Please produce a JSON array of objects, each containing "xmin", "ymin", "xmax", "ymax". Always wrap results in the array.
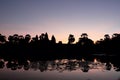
[{"xmin": 0, "ymin": 32, "xmax": 120, "ymax": 59}]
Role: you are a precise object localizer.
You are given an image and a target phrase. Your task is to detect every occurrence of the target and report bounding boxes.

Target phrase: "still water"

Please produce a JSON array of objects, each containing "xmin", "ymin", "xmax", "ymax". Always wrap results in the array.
[{"xmin": 0, "ymin": 58, "xmax": 120, "ymax": 80}]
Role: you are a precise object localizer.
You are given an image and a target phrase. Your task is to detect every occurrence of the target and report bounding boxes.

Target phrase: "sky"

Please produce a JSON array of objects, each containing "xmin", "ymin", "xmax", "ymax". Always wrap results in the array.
[{"xmin": 0, "ymin": 0, "xmax": 120, "ymax": 43}]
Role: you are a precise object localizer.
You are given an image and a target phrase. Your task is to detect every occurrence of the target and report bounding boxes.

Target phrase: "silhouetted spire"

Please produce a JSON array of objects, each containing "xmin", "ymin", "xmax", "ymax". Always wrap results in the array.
[{"xmin": 51, "ymin": 35, "xmax": 56, "ymax": 44}]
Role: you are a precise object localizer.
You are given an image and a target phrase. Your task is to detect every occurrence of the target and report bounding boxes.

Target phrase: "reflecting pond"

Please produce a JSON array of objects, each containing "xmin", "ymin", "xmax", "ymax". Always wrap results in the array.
[{"xmin": 0, "ymin": 58, "xmax": 120, "ymax": 80}]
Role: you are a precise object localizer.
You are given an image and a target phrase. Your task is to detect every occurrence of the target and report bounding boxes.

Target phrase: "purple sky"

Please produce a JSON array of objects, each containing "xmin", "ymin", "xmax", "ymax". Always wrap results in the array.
[{"xmin": 0, "ymin": 0, "xmax": 120, "ymax": 43}]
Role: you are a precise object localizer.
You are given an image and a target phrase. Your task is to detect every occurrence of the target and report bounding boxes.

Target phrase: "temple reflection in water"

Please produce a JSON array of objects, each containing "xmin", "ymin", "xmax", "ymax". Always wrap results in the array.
[
  {"xmin": 0, "ymin": 57, "xmax": 120, "ymax": 80},
  {"xmin": 0, "ymin": 58, "xmax": 119, "ymax": 72}
]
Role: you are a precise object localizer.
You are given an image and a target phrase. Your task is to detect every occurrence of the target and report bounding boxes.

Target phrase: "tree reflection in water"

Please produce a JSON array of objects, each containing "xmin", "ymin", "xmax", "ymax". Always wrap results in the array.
[
  {"xmin": 0, "ymin": 58, "xmax": 120, "ymax": 72},
  {"xmin": 0, "ymin": 59, "xmax": 4, "ymax": 68}
]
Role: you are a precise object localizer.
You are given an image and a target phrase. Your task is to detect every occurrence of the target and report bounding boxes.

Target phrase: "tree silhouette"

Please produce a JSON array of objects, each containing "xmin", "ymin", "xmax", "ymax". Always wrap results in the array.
[
  {"xmin": 81, "ymin": 33, "xmax": 88, "ymax": 38},
  {"xmin": 0, "ymin": 60, "xmax": 4, "ymax": 68},
  {"xmin": 10, "ymin": 34, "xmax": 19, "ymax": 44},
  {"xmin": 0, "ymin": 32, "xmax": 120, "ymax": 58},
  {"xmin": 68, "ymin": 34, "xmax": 75, "ymax": 44},
  {"xmin": 112, "ymin": 33, "xmax": 120, "ymax": 38},
  {"xmin": 95, "ymin": 39, "xmax": 103, "ymax": 45},
  {"xmin": 18, "ymin": 35, "xmax": 24, "ymax": 44},
  {"xmin": 104, "ymin": 34, "xmax": 110, "ymax": 40},
  {"xmin": 0, "ymin": 34, "xmax": 6, "ymax": 44},
  {"xmin": 58, "ymin": 41, "xmax": 62, "ymax": 44},
  {"xmin": 8, "ymin": 35, "xmax": 13, "ymax": 43},
  {"xmin": 105, "ymin": 62, "xmax": 112, "ymax": 70},
  {"xmin": 32, "ymin": 35, "xmax": 38, "ymax": 42},
  {"xmin": 39, "ymin": 33, "xmax": 45, "ymax": 41},
  {"xmin": 77, "ymin": 33, "xmax": 93, "ymax": 46},
  {"xmin": 25, "ymin": 34, "xmax": 31, "ymax": 43}
]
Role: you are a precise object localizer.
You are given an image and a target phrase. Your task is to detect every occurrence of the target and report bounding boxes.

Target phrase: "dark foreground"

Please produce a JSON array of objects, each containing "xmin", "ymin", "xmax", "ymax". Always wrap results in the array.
[{"xmin": 0, "ymin": 55, "xmax": 120, "ymax": 80}]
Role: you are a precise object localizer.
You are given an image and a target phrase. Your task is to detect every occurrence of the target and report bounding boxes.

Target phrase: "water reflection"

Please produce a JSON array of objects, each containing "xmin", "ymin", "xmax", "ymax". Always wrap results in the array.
[
  {"xmin": 0, "ymin": 59, "xmax": 4, "ymax": 68},
  {"xmin": 0, "ymin": 58, "xmax": 120, "ymax": 72}
]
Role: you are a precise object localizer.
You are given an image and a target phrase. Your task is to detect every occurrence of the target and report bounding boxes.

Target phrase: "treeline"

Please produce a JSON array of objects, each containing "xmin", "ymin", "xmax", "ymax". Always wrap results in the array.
[{"xmin": 0, "ymin": 33, "xmax": 120, "ymax": 59}]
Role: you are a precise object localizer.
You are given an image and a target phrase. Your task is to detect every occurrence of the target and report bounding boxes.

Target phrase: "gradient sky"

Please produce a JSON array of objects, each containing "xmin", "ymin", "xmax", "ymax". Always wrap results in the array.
[{"xmin": 0, "ymin": 0, "xmax": 120, "ymax": 43}]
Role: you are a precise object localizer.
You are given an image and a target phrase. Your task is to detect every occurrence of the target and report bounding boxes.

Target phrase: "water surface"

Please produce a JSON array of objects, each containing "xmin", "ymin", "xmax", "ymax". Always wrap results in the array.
[{"xmin": 0, "ymin": 58, "xmax": 120, "ymax": 80}]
